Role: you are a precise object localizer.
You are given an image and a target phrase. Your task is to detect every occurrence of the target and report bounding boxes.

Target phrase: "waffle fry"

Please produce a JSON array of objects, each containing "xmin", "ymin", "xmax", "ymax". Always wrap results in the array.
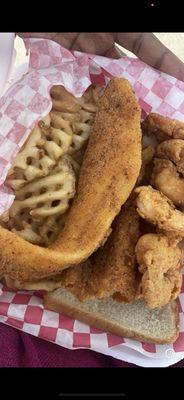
[
  {"xmin": 11, "ymin": 211, "xmax": 68, "ymax": 246},
  {"xmin": 12, "ymin": 222, "xmax": 44, "ymax": 245},
  {"xmin": 7, "ymin": 127, "xmax": 46, "ymax": 187},
  {"xmin": 51, "ymin": 98, "xmax": 81, "ymax": 113},
  {"xmin": 51, "ymin": 111, "xmax": 92, "ymax": 150},
  {"xmin": 83, "ymin": 84, "xmax": 104, "ymax": 103},
  {"xmin": 8, "ymin": 159, "xmax": 75, "ymax": 246},
  {"xmin": 3, "ymin": 84, "xmax": 102, "ymax": 247},
  {"xmin": 7, "ymin": 114, "xmax": 72, "ymax": 189},
  {"xmin": 38, "ymin": 213, "xmax": 67, "ymax": 246},
  {"xmin": 50, "ymin": 84, "xmax": 102, "ymax": 114},
  {"xmin": 9, "ymin": 159, "xmax": 75, "ymax": 219},
  {"xmin": 49, "ymin": 112, "xmax": 73, "ymax": 134}
]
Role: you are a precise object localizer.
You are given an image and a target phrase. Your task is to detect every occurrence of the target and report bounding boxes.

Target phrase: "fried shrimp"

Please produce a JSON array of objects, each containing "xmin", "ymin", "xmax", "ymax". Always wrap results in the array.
[
  {"xmin": 135, "ymin": 233, "xmax": 182, "ymax": 308},
  {"xmin": 152, "ymin": 158, "xmax": 184, "ymax": 206},
  {"xmin": 135, "ymin": 185, "xmax": 184, "ymax": 235},
  {"xmin": 142, "ymin": 113, "xmax": 184, "ymax": 143},
  {"xmin": 156, "ymin": 139, "xmax": 184, "ymax": 175}
]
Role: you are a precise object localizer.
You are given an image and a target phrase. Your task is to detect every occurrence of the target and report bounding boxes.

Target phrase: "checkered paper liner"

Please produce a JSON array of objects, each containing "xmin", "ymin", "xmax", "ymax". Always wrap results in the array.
[{"xmin": 0, "ymin": 38, "xmax": 184, "ymax": 366}]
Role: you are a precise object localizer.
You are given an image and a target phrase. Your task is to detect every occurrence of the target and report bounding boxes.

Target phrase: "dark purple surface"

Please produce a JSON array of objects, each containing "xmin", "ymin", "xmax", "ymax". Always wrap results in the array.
[{"xmin": 0, "ymin": 323, "xmax": 183, "ymax": 367}]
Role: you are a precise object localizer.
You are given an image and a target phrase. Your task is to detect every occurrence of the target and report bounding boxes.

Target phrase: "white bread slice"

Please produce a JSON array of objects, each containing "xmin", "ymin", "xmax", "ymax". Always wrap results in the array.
[{"xmin": 44, "ymin": 289, "xmax": 179, "ymax": 344}]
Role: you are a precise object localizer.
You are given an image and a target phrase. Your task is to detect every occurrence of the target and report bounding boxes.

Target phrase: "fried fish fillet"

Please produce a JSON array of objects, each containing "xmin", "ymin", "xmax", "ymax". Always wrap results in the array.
[
  {"xmin": 142, "ymin": 113, "xmax": 184, "ymax": 143},
  {"xmin": 99, "ymin": 202, "xmax": 140, "ymax": 303},
  {"xmin": 59, "ymin": 201, "xmax": 141, "ymax": 302},
  {"xmin": 4, "ymin": 201, "xmax": 141, "ymax": 302},
  {"xmin": 0, "ymin": 78, "xmax": 142, "ymax": 281}
]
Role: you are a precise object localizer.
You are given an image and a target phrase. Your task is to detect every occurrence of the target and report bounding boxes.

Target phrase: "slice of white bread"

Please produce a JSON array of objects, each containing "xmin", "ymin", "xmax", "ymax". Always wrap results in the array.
[{"xmin": 44, "ymin": 288, "xmax": 179, "ymax": 344}]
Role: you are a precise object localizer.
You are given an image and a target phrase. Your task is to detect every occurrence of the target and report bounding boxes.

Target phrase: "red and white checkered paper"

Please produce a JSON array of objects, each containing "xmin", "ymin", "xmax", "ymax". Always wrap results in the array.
[{"xmin": 0, "ymin": 38, "xmax": 184, "ymax": 367}]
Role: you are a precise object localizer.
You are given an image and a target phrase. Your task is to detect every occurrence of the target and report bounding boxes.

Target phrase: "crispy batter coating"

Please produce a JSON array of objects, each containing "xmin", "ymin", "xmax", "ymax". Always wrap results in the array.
[
  {"xmin": 4, "ymin": 202, "xmax": 141, "ymax": 301},
  {"xmin": 135, "ymin": 185, "xmax": 184, "ymax": 235},
  {"xmin": 0, "ymin": 78, "xmax": 141, "ymax": 281},
  {"xmin": 137, "ymin": 145, "xmax": 155, "ymax": 184},
  {"xmin": 156, "ymin": 139, "xmax": 184, "ymax": 175},
  {"xmin": 142, "ymin": 113, "xmax": 184, "ymax": 143},
  {"xmin": 152, "ymin": 158, "xmax": 184, "ymax": 207},
  {"xmin": 47, "ymin": 202, "xmax": 141, "ymax": 302},
  {"xmin": 51, "ymin": 78, "xmax": 142, "ymax": 254},
  {"xmin": 91, "ymin": 202, "xmax": 140, "ymax": 302},
  {"xmin": 135, "ymin": 233, "xmax": 182, "ymax": 308}
]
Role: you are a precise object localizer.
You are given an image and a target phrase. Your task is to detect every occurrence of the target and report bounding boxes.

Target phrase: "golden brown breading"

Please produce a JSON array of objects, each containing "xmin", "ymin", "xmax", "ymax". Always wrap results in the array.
[
  {"xmin": 53, "ymin": 201, "xmax": 141, "ymax": 302},
  {"xmin": 142, "ymin": 113, "xmax": 184, "ymax": 143},
  {"xmin": 151, "ymin": 158, "xmax": 184, "ymax": 207},
  {"xmin": 156, "ymin": 139, "xmax": 184, "ymax": 175},
  {"xmin": 91, "ymin": 202, "xmax": 140, "ymax": 302},
  {"xmin": 0, "ymin": 78, "xmax": 142, "ymax": 281},
  {"xmin": 51, "ymin": 78, "xmax": 142, "ymax": 254},
  {"xmin": 5, "ymin": 202, "xmax": 140, "ymax": 301},
  {"xmin": 135, "ymin": 185, "xmax": 184, "ymax": 235},
  {"xmin": 135, "ymin": 233, "xmax": 182, "ymax": 308},
  {"xmin": 39, "ymin": 202, "xmax": 140, "ymax": 301},
  {"xmin": 137, "ymin": 145, "xmax": 155, "ymax": 184}
]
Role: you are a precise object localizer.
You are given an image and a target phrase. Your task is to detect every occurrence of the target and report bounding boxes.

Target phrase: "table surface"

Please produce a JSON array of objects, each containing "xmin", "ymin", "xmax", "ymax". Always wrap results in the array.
[
  {"xmin": 0, "ymin": 323, "xmax": 183, "ymax": 368},
  {"xmin": 1, "ymin": 33, "xmax": 184, "ymax": 368}
]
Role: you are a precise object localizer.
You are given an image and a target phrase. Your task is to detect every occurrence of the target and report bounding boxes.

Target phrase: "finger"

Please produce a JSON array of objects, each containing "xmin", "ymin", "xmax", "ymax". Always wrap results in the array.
[
  {"xmin": 69, "ymin": 32, "xmax": 115, "ymax": 55},
  {"xmin": 105, "ymin": 45, "xmax": 125, "ymax": 59},
  {"xmin": 17, "ymin": 32, "xmax": 59, "ymax": 40},
  {"xmin": 17, "ymin": 32, "xmax": 124, "ymax": 59},
  {"xmin": 116, "ymin": 32, "xmax": 184, "ymax": 81},
  {"xmin": 17, "ymin": 32, "xmax": 112, "ymax": 55},
  {"xmin": 16, "ymin": 32, "xmax": 80, "ymax": 49}
]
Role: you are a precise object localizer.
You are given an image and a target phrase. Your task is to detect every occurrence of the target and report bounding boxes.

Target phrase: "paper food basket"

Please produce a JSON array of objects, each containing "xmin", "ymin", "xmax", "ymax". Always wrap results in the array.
[{"xmin": 0, "ymin": 33, "xmax": 184, "ymax": 367}]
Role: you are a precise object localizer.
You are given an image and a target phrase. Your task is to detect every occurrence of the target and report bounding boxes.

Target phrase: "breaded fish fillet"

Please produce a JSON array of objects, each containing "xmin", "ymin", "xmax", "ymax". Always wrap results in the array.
[
  {"xmin": 4, "ymin": 201, "xmax": 141, "ymax": 302},
  {"xmin": 59, "ymin": 201, "xmax": 141, "ymax": 302},
  {"xmin": 0, "ymin": 78, "xmax": 142, "ymax": 281}
]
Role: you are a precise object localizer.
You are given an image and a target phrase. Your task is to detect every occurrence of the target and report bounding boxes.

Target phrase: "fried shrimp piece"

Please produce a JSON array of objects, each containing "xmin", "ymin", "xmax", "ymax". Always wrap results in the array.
[
  {"xmin": 142, "ymin": 113, "xmax": 184, "ymax": 143},
  {"xmin": 135, "ymin": 233, "xmax": 182, "ymax": 308},
  {"xmin": 178, "ymin": 238, "xmax": 184, "ymax": 261},
  {"xmin": 137, "ymin": 145, "xmax": 155, "ymax": 184},
  {"xmin": 156, "ymin": 139, "xmax": 184, "ymax": 175},
  {"xmin": 151, "ymin": 158, "xmax": 184, "ymax": 207},
  {"xmin": 135, "ymin": 185, "xmax": 184, "ymax": 235}
]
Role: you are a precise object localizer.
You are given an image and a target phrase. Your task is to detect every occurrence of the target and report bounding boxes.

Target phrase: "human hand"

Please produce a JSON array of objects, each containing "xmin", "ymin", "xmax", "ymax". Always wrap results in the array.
[{"xmin": 18, "ymin": 32, "xmax": 184, "ymax": 82}]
